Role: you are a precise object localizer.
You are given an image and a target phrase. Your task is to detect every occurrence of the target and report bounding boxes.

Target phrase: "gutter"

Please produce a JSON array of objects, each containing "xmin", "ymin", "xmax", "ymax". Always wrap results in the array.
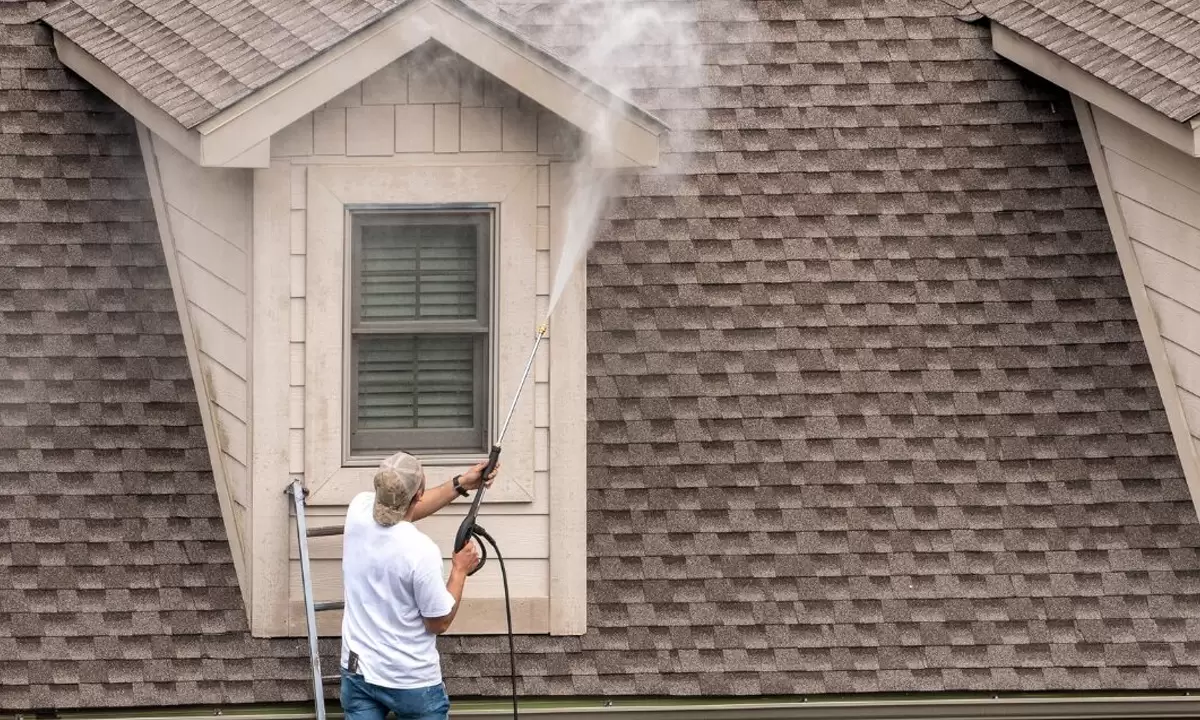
[{"xmin": 13, "ymin": 693, "xmax": 1200, "ymax": 720}]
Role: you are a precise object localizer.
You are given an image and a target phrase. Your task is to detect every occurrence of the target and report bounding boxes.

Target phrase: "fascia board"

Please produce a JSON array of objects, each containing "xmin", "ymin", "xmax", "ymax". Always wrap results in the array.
[
  {"xmin": 53, "ymin": 33, "xmax": 204, "ymax": 166},
  {"xmin": 991, "ymin": 23, "xmax": 1200, "ymax": 158}
]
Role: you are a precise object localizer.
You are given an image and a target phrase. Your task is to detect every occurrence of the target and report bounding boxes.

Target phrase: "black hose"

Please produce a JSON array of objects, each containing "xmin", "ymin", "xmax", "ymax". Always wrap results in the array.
[{"xmin": 471, "ymin": 525, "xmax": 517, "ymax": 719}]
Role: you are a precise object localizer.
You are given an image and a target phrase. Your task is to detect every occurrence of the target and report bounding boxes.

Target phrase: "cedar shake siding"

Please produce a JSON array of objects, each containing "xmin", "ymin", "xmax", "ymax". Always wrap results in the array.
[{"xmin": 4, "ymin": 0, "xmax": 1200, "ymax": 711}]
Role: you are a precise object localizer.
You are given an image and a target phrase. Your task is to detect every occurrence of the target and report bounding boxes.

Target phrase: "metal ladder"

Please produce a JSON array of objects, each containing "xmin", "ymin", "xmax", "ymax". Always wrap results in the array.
[{"xmin": 288, "ymin": 479, "xmax": 345, "ymax": 720}]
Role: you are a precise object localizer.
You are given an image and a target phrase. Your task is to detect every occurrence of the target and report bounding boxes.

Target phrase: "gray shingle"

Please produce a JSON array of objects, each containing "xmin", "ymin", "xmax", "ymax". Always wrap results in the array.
[{"xmin": 6, "ymin": 0, "xmax": 1200, "ymax": 711}]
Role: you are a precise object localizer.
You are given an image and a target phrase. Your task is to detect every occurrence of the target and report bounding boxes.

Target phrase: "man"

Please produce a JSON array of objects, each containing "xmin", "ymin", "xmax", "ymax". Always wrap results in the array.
[{"xmin": 338, "ymin": 451, "xmax": 497, "ymax": 720}]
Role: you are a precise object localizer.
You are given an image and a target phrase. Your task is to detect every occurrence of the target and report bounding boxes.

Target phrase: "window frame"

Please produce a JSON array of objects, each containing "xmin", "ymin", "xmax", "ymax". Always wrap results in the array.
[
  {"xmin": 346, "ymin": 207, "xmax": 495, "ymax": 457},
  {"xmin": 302, "ymin": 163, "xmax": 538, "ymax": 507}
]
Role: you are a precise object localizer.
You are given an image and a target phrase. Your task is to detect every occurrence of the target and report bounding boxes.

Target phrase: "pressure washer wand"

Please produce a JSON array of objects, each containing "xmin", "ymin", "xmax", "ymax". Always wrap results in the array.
[
  {"xmin": 453, "ymin": 323, "xmax": 548, "ymax": 570},
  {"xmin": 495, "ymin": 324, "xmax": 548, "ymax": 452}
]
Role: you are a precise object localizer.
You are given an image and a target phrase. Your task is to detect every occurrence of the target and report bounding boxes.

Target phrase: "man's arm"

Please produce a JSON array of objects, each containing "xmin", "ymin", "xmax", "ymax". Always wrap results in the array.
[
  {"xmin": 423, "ymin": 541, "xmax": 478, "ymax": 635},
  {"xmin": 409, "ymin": 460, "xmax": 497, "ymax": 522},
  {"xmin": 409, "ymin": 480, "xmax": 460, "ymax": 523}
]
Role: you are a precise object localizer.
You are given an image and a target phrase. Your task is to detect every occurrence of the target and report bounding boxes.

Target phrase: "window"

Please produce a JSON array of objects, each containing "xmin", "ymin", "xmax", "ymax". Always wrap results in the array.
[
  {"xmin": 348, "ymin": 209, "xmax": 491, "ymax": 456},
  {"xmin": 305, "ymin": 164, "xmax": 537, "ymax": 503}
]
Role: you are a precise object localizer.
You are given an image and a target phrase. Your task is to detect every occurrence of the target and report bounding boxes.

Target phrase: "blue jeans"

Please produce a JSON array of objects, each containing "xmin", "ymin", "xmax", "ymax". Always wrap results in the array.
[{"xmin": 340, "ymin": 666, "xmax": 450, "ymax": 720}]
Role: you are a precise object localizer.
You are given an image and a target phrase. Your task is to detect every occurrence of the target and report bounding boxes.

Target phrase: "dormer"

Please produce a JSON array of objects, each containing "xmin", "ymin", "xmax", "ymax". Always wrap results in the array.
[{"xmin": 44, "ymin": 0, "xmax": 665, "ymax": 636}]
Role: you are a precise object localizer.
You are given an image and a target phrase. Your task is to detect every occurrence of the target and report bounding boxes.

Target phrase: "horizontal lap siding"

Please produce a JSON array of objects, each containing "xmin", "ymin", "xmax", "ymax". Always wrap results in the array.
[
  {"xmin": 287, "ymin": 558, "xmax": 550, "ymax": 603},
  {"xmin": 150, "ymin": 135, "xmax": 252, "ymax": 558},
  {"xmin": 1094, "ymin": 109, "xmax": 1200, "ymax": 475},
  {"xmin": 268, "ymin": 46, "xmax": 568, "ymax": 633},
  {"xmin": 298, "ymin": 515, "xmax": 552, "ymax": 560}
]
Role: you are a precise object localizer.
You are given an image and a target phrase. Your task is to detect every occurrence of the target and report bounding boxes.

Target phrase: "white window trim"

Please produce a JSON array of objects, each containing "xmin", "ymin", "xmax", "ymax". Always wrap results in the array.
[
  {"xmin": 345, "ymin": 208, "xmax": 494, "ymax": 458},
  {"xmin": 304, "ymin": 164, "xmax": 538, "ymax": 506},
  {"xmin": 546, "ymin": 162, "xmax": 588, "ymax": 634}
]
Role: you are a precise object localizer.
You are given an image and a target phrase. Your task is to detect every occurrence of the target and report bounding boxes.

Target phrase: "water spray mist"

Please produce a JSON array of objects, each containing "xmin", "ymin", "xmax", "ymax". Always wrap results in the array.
[{"xmin": 447, "ymin": 3, "xmax": 703, "ymax": 716}]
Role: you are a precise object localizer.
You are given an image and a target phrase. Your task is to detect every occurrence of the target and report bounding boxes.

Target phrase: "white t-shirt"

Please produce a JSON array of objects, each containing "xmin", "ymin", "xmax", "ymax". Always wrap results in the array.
[{"xmin": 339, "ymin": 492, "xmax": 456, "ymax": 689}]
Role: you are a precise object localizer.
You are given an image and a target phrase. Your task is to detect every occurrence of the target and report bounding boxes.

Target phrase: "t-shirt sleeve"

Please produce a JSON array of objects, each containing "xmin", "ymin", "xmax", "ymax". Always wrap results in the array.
[{"xmin": 413, "ymin": 543, "xmax": 456, "ymax": 619}]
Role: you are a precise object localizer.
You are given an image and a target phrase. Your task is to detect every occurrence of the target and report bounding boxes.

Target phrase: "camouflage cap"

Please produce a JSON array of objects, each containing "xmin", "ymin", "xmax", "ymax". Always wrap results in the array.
[{"xmin": 372, "ymin": 451, "xmax": 425, "ymax": 526}]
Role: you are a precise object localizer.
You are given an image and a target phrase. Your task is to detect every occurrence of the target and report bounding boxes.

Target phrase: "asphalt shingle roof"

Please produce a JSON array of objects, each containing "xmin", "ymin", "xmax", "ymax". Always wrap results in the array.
[
  {"xmin": 4, "ymin": 0, "xmax": 1200, "ymax": 711},
  {"xmin": 973, "ymin": 0, "xmax": 1200, "ymax": 121},
  {"xmin": 38, "ymin": 0, "xmax": 658, "ymax": 131},
  {"xmin": 40, "ymin": 0, "xmax": 404, "ymax": 127}
]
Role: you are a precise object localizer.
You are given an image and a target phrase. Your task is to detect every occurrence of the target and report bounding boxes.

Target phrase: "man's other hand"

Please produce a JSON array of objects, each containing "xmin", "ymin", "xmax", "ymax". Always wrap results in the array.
[
  {"xmin": 452, "ymin": 539, "xmax": 481, "ymax": 575},
  {"xmin": 458, "ymin": 459, "xmax": 499, "ymax": 492}
]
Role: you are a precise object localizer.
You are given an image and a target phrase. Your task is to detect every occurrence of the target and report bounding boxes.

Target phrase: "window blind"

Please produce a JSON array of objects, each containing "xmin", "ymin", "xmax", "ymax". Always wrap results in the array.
[
  {"xmin": 359, "ymin": 223, "xmax": 478, "ymax": 321},
  {"xmin": 355, "ymin": 334, "xmax": 478, "ymax": 429},
  {"xmin": 349, "ymin": 211, "xmax": 490, "ymax": 455}
]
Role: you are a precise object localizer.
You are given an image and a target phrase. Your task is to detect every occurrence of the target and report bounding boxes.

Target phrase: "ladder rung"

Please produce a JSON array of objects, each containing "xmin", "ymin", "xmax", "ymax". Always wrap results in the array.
[
  {"xmin": 307, "ymin": 525, "xmax": 344, "ymax": 538},
  {"xmin": 314, "ymin": 600, "xmax": 345, "ymax": 612}
]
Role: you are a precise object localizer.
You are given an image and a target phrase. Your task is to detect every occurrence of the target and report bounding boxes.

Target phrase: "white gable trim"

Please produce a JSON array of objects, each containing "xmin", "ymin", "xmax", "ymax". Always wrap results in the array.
[
  {"xmin": 426, "ymin": 1, "xmax": 662, "ymax": 167},
  {"xmin": 193, "ymin": 0, "xmax": 663, "ymax": 168},
  {"xmin": 52, "ymin": 0, "xmax": 662, "ymax": 169},
  {"xmin": 193, "ymin": 0, "xmax": 430, "ymax": 166},
  {"xmin": 990, "ymin": 24, "xmax": 1200, "ymax": 158}
]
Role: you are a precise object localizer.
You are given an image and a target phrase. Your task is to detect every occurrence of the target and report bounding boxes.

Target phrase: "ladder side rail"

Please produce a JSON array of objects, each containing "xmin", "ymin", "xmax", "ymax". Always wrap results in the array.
[{"xmin": 290, "ymin": 479, "xmax": 327, "ymax": 720}]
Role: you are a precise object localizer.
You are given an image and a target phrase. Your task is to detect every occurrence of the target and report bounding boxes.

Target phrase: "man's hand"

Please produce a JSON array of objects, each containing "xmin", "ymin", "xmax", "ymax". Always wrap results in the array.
[
  {"xmin": 457, "ymin": 459, "xmax": 499, "ymax": 493},
  {"xmin": 409, "ymin": 460, "xmax": 501, "ymax": 523},
  {"xmin": 452, "ymin": 539, "xmax": 481, "ymax": 575}
]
